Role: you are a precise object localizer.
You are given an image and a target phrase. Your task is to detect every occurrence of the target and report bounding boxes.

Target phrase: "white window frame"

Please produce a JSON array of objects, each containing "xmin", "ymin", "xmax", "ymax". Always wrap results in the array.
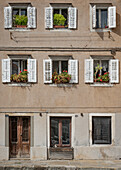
[
  {"xmin": 89, "ymin": 113, "xmax": 115, "ymax": 146},
  {"xmin": 91, "ymin": 56, "xmax": 113, "ymax": 86},
  {"xmin": 90, "ymin": 4, "xmax": 111, "ymax": 32},
  {"xmin": 10, "ymin": 55, "xmax": 30, "ymax": 74},
  {"xmin": 47, "ymin": 113, "xmax": 75, "ymax": 148},
  {"xmin": 50, "ymin": 56, "xmax": 72, "ymax": 74},
  {"xmin": 5, "ymin": 4, "xmax": 36, "ymax": 29}
]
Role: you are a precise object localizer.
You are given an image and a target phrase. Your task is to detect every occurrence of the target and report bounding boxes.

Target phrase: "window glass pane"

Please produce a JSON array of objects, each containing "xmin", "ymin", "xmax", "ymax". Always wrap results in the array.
[
  {"xmin": 11, "ymin": 117, "xmax": 17, "ymax": 142},
  {"xmin": 94, "ymin": 60, "xmax": 100, "ymax": 78},
  {"xmin": 12, "ymin": 60, "xmax": 19, "ymax": 74},
  {"xmin": 62, "ymin": 119, "xmax": 70, "ymax": 145},
  {"xmin": 101, "ymin": 9, "xmax": 107, "ymax": 28},
  {"xmin": 62, "ymin": 9, "xmax": 68, "ymax": 25},
  {"xmin": 92, "ymin": 116, "xmax": 111, "ymax": 144},
  {"xmin": 53, "ymin": 9, "xmax": 59, "ymax": 14},
  {"xmin": 96, "ymin": 9, "xmax": 99, "ymax": 28},
  {"xmin": 61, "ymin": 61, "xmax": 68, "ymax": 73},
  {"xmin": 20, "ymin": 60, "xmax": 27, "ymax": 72},
  {"xmin": 102, "ymin": 60, "xmax": 109, "ymax": 75},
  {"xmin": 53, "ymin": 61, "xmax": 59, "ymax": 74},
  {"xmin": 21, "ymin": 9, "xmax": 27, "ymax": 16},
  {"xmin": 51, "ymin": 118, "xmax": 59, "ymax": 146},
  {"xmin": 13, "ymin": 9, "xmax": 19, "ymax": 15}
]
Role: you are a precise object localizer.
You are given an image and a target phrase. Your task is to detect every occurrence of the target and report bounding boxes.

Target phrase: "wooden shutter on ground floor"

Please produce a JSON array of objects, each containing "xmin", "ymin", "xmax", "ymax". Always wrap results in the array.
[
  {"xmin": 92, "ymin": 116, "xmax": 111, "ymax": 144},
  {"xmin": 108, "ymin": 6, "xmax": 116, "ymax": 28},
  {"xmin": 2, "ymin": 59, "xmax": 11, "ymax": 82},
  {"xmin": 92, "ymin": 5, "xmax": 96, "ymax": 28},
  {"xmin": 27, "ymin": 59, "xmax": 37, "ymax": 82},
  {"xmin": 68, "ymin": 7, "xmax": 77, "ymax": 29},
  {"xmin": 109, "ymin": 59, "xmax": 119, "ymax": 83},
  {"xmin": 43, "ymin": 59, "xmax": 52, "ymax": 83},
  {"xmin": 68, "ymin": 60, "xmax": 78, "ymax": 83},
  {"xmin": 45, "ymin": 7, "xmax": 53, "ymax": 29},
  {"xmin": 27, "ymin": 7, "xmax": 36, "ymax": 28},
  {"xmin": 4, "ymin": 7, "xmax": 12, "ymax": 28},
  {"xmin": 85, "ymin": 59, "xmax": 93, "ymax": 83}
]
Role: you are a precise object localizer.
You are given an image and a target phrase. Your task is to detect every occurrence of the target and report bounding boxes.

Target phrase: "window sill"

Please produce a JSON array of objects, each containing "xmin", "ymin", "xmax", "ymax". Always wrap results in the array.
[
  {"xmin": 49, "ymin": 84, "xmax": 74, "ymax": 87},
  {"xmin": 90, "ymin": 144, "xmax": 113, "ymax": 147},
  {"xmin": 8, "ymin": 83, "xmax": 32, "ymax": 87},
  {"xmin": 91, "ymin": 28, "xmax": 111, "ymax": 33},
  {"xmin": 90, "ymin": 83, "xmax": 113, "ymax": 87},
  {"xmin": 9, "ymin": 28, "xmax": 31, "ymax": 31},
  {"xmin": 50, "ymin": 29, "xmax": 72, "ymax": 32}
]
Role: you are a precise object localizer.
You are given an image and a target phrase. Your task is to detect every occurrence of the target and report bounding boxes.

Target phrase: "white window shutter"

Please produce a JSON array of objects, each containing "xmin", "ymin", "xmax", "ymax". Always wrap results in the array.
[
  {"xmin": 2, "ymin": 59, "xmax": 11, "ymax": 82},
  {"xmin": 68, "ymin": 60, "xmax": 78, "ymax": 83},
  {"xmin": 85, "ymin": 59, "xmax": 93, "ymax": 83},
  {"xmin": 92, "ymin": 5, "xmax": 96, "ymax": 28},
  {"xmin": 68, "ymin": 7, "xmax": 77, "ymax": 29},
  {"xmin": 27, "ymin": 7, "xmax": 36, "ymax": 28},
  {"xmin": 43, "ymin": 59, "xmax": 52, "ymax": 83},
  {"xmin": 4, "ymin": 7, "xmax": 12, "ymax": 28},
  {"xmin": 109, "ymin": 59, "xmax": 119, "ymax": 83},
  {"xmin": 27, "ymin": 59, "xmax": 37, "ymax": 82},
  {"xmin": 108, "ymin": 6, "xmax": 116, "ymax": 28},
  {"xmin": 45, "ymin": 7, "xmax": 53, "ymax": 29}
]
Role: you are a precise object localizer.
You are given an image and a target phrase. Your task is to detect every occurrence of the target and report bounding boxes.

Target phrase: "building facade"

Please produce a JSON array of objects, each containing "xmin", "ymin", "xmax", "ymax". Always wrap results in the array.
[{"xmin": 0, "ymin": 0, "xmax": 121, "ymax": 160}]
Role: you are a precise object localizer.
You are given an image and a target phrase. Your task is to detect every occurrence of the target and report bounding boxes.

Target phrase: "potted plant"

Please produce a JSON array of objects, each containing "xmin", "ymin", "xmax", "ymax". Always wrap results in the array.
[
  {"xmin": 94, "ymin": 64, "xmax": 102, "ymax": 82},
  {"xmin": 97, "ymin": 72, "xmax": 109, "ymax": 83},
  {"xmin": 53, "ymin": 14, "xmax": 66, "ymax": 28},
  {"xmin": 11, "ymin": 69, "xmax": 28, "ymax": 83},
  {"xmin": 52, "ymin": 70, "xmax": 71, "ymax": 84},
  {"xmin": 13, "ymin": 15, "xmax": 28, "ymax": 28}
]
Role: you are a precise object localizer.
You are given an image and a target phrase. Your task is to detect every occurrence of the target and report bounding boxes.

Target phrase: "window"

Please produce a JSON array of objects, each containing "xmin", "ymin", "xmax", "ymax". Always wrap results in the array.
[
  {"xmin": 4, "ymin": 4, "xmax": 36, "ymax": 29},
  {"xmin": 2, "ymin": 56, "xmax": 37, "ymax": 83},
  {"xmin": 92, "ymin": 116, "xmax": 111, "ymax": 144},
  {"xmin": 90, "ymin": 4, "xmax": 116, "ymax": 30},
  {"xmin": 85, "ymin": 57, "xmax": 119, "ymax": 84},
  {"xmin": 50, "ymin": 117, "xmax": 71, "ymax": 147},
  {"xmin": 45, "ymin": 4, "xmax": 77, "ymax": 29},
  {"xmin": 43, "ymin": 57, "xmax": 78, "ymax": 84}
]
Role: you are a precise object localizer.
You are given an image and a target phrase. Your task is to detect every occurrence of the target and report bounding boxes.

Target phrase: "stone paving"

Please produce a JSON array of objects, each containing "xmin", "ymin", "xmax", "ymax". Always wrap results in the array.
[{"xmin": 0, "ymin": 160, "xmax": 121, "ymax": 169}]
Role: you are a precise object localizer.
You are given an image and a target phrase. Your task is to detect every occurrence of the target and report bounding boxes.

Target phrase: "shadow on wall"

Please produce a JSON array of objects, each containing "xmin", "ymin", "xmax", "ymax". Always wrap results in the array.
[{"xmin": 113, "ymin": 13, "xmax": 121, "ymax": 36}]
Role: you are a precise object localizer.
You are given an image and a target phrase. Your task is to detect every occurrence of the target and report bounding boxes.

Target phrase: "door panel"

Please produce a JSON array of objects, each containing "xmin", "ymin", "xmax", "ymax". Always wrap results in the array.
[{"xmin": 9, "ymin": 117, "xmax": 30, "ymax": 158}]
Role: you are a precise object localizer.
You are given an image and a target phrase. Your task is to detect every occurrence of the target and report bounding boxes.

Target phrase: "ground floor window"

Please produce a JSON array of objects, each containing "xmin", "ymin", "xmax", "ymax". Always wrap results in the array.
[
  {"xmin": 92, "ymin": 116, "xmax": 111, "ymax": 144},
  {"xmin": 50, "ymin": 117, "xmax": 71, "ymax": 147}
]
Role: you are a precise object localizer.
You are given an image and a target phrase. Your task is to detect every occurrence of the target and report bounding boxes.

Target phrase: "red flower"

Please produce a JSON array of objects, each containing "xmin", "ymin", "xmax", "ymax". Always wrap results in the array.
[
  {"xmin": 98, "ymin": 74, "xmax": 100, "ymax": 77},
  {"xmin": 100, "ymin": 79, "xmax": 102, "ymax": 82},
  {"xmin": 20, "ymin": 71, "xmax": 22, "ymax": 73},
  {"xmin": 24, "ymin": 69, "xmax": 27, "ymax": 71},
  {"xmin": 66, "ymin": 71, "xmax": 67, "ymax": 72}
]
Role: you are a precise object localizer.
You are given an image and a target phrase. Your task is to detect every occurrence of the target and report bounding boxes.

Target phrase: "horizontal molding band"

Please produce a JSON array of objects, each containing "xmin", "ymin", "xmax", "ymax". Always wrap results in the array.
[
  {"xmin": 0, "ymin": 47, "xmax": 121, "ymax": 52},
  {"xmin": 0, "ymin": 107, "xmax": 121, "ymax": 109}
]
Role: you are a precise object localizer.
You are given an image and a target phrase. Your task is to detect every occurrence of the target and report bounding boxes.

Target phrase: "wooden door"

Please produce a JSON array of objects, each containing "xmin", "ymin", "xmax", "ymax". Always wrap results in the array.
[{"xmin": 9, "ymin": 117, "xmax": 30, "ymax": 158}]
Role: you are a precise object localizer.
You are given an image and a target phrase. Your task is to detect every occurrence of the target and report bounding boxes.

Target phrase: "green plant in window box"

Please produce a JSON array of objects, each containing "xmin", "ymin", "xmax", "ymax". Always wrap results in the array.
[
  {"xmin": 52, "ymin": 70, "xmax": 71, "ymax": 84},
  {"xmin": 11, "ymin": 70, "xmax": 28, "ymax": 83},
  {"xmin": 53, "ymin": 14, "xmax": 66, "ymax": 28},
  {"xmin": 13, "ymin": 15, "xmax": 28, "ymax": 28},
  {"xmin": 97, "ymin": 72, "xmax": 109, "ymax": 83}
]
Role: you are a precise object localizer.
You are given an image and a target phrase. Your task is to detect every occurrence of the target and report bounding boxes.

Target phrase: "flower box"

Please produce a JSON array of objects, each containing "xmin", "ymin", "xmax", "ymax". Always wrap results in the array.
[
  {"xmin": 52, "ymin": 71, "xmax": 71, "ymax": 84},
  {"xmin": 16, "ymin": 25, "xmax": 27, "ymax": 28},
  {"xmin": 54, "ymin": 25, "xmax": 65, "ymax": 28},
  {"xmin": 11, "ymin": 70, "xmax": 28, "ymax": 83}
]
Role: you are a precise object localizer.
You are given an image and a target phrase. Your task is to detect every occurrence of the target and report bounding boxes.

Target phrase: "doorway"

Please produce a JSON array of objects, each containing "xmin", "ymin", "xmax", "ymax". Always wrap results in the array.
[{"xmin": 9, "ymin": 116, "xmax": 30, "ymax": 158}]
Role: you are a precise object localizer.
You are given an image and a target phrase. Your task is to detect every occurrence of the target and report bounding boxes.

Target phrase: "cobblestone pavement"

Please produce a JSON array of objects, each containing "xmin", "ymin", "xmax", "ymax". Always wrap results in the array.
[{"xmin": 0, "ymin": 160, "xmax": 121, "ymax": 169}]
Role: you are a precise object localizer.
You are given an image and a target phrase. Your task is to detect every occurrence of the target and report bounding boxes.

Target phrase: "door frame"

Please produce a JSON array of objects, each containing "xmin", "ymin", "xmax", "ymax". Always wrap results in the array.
[{"xmin": 9, "ymin": 116, "xmax": 31, "ymax": 158}]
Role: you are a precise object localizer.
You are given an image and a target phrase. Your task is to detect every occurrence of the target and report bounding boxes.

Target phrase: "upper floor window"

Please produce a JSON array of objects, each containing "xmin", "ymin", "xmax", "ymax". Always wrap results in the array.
[
  {"xmin": 85, "ymin": 56, "xmax": 119, "ymax": 84},
  {"xmin": 4, "ymin": 4, "xmax": 36, "ymax": 29},
  {"xmin": 2, "ymin": 56, "xmax": 36, "ymax": 83},
  {"xmin": 45, "ymin": 4, "xmax": 77, "ymax": 29},
  {"xmin": 43, "ymin": 56, "xmax": 78, "ymax": 84},
  {"xmin": 90, "ymin": 4, "xmax": 116, "ymax": 31}
]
